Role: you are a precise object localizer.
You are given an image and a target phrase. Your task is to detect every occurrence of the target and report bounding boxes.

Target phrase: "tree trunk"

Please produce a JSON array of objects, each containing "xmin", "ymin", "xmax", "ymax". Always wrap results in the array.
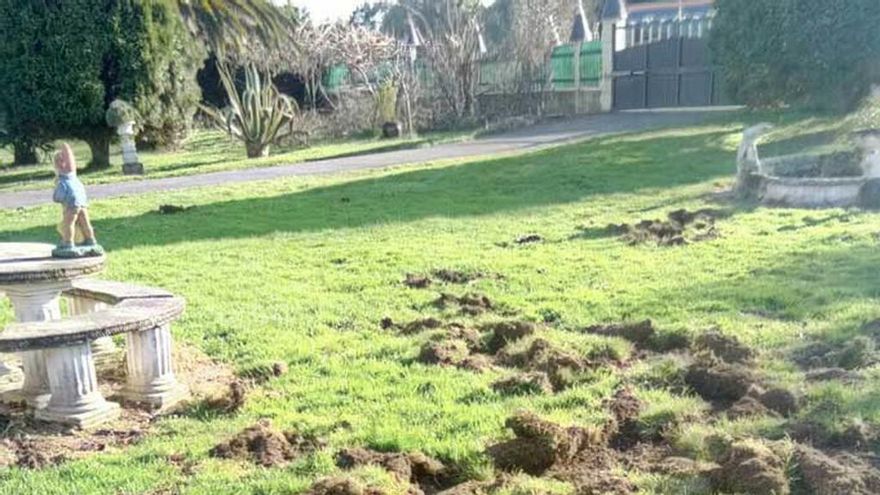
[
  {"xmin": 85, "ymin": 133, "xmax": 112, "ymax": 170},
  {"xmin": 246, "ymin": 142, "xmax": 269, "ymax": 158},
  {"xmin": 13, "ymin": 143, "xmax": 39, "ymax": 166}
]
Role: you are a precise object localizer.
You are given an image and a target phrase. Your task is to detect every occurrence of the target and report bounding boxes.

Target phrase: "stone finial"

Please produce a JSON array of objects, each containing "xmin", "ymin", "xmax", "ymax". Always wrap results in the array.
[
  {"xmin": 853, "ymin": 129, "xmax": 880, "ymax": 178},
  {"xmin": 736, "ymin": 123, "xmax": 773, "ymax": 197}
]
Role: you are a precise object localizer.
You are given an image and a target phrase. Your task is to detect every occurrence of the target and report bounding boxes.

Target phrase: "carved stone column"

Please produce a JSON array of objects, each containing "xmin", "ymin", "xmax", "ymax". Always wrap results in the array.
[
  {"xmin": 35, "ymin": 343, "xmax": 120, "ymax": 428},
  {"xmin": 67, "ymin": 296, "xmax": 119, "ymax": 368},
  {"xmin": 2, "ymin": 282, "xmax": 69, "ymax": 408},
  {"xmin": 120, "ymin": 324, "xmax": 189, "ymax": 411}
]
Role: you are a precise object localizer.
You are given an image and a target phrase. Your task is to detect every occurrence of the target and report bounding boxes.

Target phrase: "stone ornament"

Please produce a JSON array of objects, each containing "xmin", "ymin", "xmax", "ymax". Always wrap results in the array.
[
  {"xmin": 735, "ymin": 123, "xmax": 773, "ymax": 198},
  {"xmin": 51, "ymin": 144, "xmax": 105, "ymax": 259},
  {"xmin": 106, "ymin": 99, "xmax": 144, "ymax": 176}
]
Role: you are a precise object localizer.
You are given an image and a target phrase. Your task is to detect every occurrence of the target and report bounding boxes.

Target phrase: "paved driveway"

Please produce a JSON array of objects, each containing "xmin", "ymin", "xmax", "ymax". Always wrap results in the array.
[{"xmin": 0, "ymin": 109, "xmax": 735, "ymax": 209}]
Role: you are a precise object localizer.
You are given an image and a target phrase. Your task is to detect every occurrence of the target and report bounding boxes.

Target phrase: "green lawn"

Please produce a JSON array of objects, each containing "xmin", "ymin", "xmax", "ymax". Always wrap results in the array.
[
  {"xmin": 0, "ymin": 110, "xmax": 878, "ymax": 494},
  {"xmin": 0, "ymin": 129, "xmax": 476, "ymax": 192}
]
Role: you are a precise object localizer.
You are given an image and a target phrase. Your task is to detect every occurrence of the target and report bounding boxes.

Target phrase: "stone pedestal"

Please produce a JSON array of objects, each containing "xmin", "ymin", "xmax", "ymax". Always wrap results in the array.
[
  {"xmin": 67, "ymin": 296, "xmax": 119, "ymax": 368},
  {"xmin": 120, "ymin": 324, "xmax": 189, "ymax": 411},
  {"xmin": 35, "ymin": 343, "xmax": 120, "ymax": 428},
  {"xmin": 3, "ymin": 283, "xmax": 68, "ymax": 408},
  {"xmin": 118, "ymin": 122, "xmax": 144, "ymax": 176}
]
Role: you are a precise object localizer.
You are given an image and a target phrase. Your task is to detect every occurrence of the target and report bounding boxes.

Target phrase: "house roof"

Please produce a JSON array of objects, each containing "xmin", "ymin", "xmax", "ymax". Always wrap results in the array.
[{"xmin": 603, "ymin": 0, "xmax": 714, "ymax": 21}]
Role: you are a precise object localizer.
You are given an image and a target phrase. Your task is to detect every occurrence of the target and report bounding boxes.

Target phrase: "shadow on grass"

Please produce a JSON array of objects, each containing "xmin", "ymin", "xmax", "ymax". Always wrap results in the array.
[
  {"xmin": 636, "ymin": 241, "xmax": 880, "ymax": 323},
  {"xmin": 0, "ymin": 129, "xmax": 738, "ymax": 250}
]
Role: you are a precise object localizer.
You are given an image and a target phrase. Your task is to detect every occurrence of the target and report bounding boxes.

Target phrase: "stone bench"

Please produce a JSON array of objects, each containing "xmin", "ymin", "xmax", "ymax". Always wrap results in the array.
[
  {"xmin": 1, "ymin": 281, "xmax": 189, "ymax": 428},
  {"xmin": 65, "ymin": 279, "xmax": 175, "ymax": 367}
]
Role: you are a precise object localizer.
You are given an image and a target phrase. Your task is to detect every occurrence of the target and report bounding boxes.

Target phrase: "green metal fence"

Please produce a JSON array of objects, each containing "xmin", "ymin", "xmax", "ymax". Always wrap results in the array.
[{"xmin": 326, "ymin": 40, "xmax": 602, "ymax": 96}]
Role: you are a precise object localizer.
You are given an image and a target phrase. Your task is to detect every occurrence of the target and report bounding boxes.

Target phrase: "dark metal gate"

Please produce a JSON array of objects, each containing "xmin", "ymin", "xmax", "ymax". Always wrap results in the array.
[{"xmin": 612, "ymin": 36, "xmax": 725, "ymax": 110}]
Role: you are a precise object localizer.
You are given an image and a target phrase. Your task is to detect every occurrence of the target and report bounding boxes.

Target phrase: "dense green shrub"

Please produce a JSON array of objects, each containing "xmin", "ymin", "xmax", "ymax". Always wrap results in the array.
[
  {"xmin": 712, "ymin": 0, "xmax": 880, "ymax": 111},
  {"xmin": 0, "ymin": 1, "xmax": 203, "ymax": 167}
]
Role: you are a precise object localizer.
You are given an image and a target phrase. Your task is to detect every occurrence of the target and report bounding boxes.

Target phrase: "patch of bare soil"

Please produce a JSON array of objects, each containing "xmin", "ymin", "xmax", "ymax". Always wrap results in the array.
[
  {"xmin": 210, "ymin": 420, "xmax": 325, "ymax": 467},
  {"xmin": 433, "ymin": 293, "xmax": 494, "ymax": 316},
  {"xmin": 710, "ymin": 440, "xmax": 790, "ymax": 495},
  {"xmin": 692, "ymin": 330, "xmax": 755, "ymax": 364},
  {"xmin": 419, "ymin": 340, "xmax": 471, "ymax": 367},
  {"xmin": 794, "ymin": 444, "xmax": 880, "ymax": 495},
  {"xmin": 497, "ymin": 339, "xmax": 589, "ymax": 391},
  {"xmin": 0, "ymin": 343, "xmax": 235, "ymax": 470},
  {"xmin": 336, "ymin": 447, "xmax": 452, "ymax": 493},
  {"xmin": 609, "ymin": 209, "xmax": 720, "ymax": 247},
  {"xmin": 606, "ymin": 388, "xmax": 644, "ymax": 450},
  {"xmin": 491, "ymin": 372, "xmax": 553, "ymax": 396}
]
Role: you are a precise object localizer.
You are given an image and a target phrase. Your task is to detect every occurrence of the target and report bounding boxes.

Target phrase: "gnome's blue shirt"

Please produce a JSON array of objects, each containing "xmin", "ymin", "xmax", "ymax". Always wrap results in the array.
[{"xmin": 53, "ymin": 174, "xmax": 88, "ymax": 209}]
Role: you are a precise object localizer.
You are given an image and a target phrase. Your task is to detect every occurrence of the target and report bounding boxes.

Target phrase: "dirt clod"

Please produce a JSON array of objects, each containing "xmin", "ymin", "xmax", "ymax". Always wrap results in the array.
[
  {"xmin": 432, "ymin": 269, "xmax": 481, "ymax": 284},
  {"xmin": 306, "ymin": 477, "xmax": 367, "ymax": 495},
  {"xmin": 806, "ymin": 367, "xmax": 864, "ymax": 383},
  {"xmin": 607, "ymin": 388, "xmax": 644, "ymax": 450},
  {"xmin": 483, "ymin": 321, "xmax": 536, "ymax": 353},
  {"xmin": 418, "ymin": 340, "xmax": 470, "ymax": 367},
  {"xmin": 210, "ymin": 421, "xmax": 322, "ymax": 467},
  {"xmin": 686, "ymin": 360, "xmax": 757, "ymax": 403},
  {"xmin": 711, "ymin": 440, "xmax": 790, "ymax": 495},
  {"xmin": 585, "ymin": 320, "xmax": 655, "ymax": 348},
  {"xmin": 491, "ymin": 372, "xmax": 553, "ymax": 396},
  {"xmin": 795, "ymin": 444, "xmax": 880, "ymax": 495},
  {"xmin": 515, "ymin": 234, "xmax": 543, "ymax": 244},
  {"xmin": 400, "ymin": 318, "xmax": 444, "ymax": 335},
  {"xmin": 404, "ymin": 274, "xmax": 432, "ymax": 289},
  {"xmin": 498, "ymin": 339, "xmax": 587, "ymax": 391},
  {"xmin": 488, "ymin": 411, "xmax": 601, "ymax": 475},
  {"xmin": 611, "ymin": 209, "xmax": 719, "ymax": 247},
  {"xmin": 434, "ymin": 293, "xmax": 493, "ymax": 316},
  {"xmin": 692, "ymin": 330, "xmax": 754, "ymax": 364},
  {"xmin": 15, "ymin": 440, "xmax": 65, "ymax": 469},
  {"xmin": 728, "ymin": 395, "xmax": 776, "ymax": 420},
  {"xmin": 158, "ymin": 204, "xmax": 194, "ymax": 215},
  {"xmin": 336, "ymin": 447, "xmax": 449, "ymax": 489}
]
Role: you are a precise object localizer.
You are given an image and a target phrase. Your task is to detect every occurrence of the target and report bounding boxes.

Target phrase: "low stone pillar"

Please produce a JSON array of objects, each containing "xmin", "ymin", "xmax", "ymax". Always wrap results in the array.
[
  {"xmin": 120, "ymin": 324, "xmax": 189, "ymax": 411},
  {"xmin": 2, "ymin": 282, "xmax": 69, "ymax": 408},
  {"xmin": 67, "ymin": 296, "xmax": 119, "ymax": 368},
  {"xmin": 35, "ymin": 343, "xmax": 120, "ymax": 428}
]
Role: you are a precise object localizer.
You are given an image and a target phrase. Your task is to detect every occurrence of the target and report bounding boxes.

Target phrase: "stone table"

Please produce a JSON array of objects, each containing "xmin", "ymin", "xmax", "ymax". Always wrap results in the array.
[{"xmin": 0, "ymin": 243, "xmax": 105, "ymax": 408}]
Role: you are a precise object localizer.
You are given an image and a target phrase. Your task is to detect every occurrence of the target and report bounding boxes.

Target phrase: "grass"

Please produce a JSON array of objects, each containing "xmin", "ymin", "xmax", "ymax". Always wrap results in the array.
[
  {"xmin": 0, "ymin": 128, "xmax": 477, "ymax": 192},
  {"xmin": 0, "ymin": 109, "xmax": 878, "ymax": 493}
]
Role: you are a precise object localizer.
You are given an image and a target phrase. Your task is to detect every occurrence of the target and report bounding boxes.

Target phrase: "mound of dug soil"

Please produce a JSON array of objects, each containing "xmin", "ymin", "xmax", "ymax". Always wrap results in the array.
[
  {"xmin": 336, "ymin": 447, "xmax": 451, "ymax": 490},
  {"xmin": 209, "ymin": 421, "xmax": 324, "ymax": 467},
  {"xmin": 419, "ymin": 340, "xmax": 471, "ymax": 367},
  {"xmin": 794, "ymin": 444, "xmax": 880, "ymax": 495},
  {"xmin": 693, "ymin": 330, "xmax": 755, "ymax": 364},
  {"xmin": 398, "ymin": 318, "xmax": 444, "ymax": 335},
  {"xmin": 608, "ymin": 209, "xmax": 720, "ymax": 247},
  {"xmin": 432, "ymin": 269, "xmax": 482, "ymax": 284},
  {"xmin": 497, "ymin": 339, "xmax": 588, "ymax": 391},
  {"xmin": 487, "ymin": 411, "xmax": 604, "ymax": 475},
  {"xmin": 434, "ymin": 293, "xmax": 494, "ymax": 316},
  {"xmin": 788, "ymin": 418, "xmax": 877, "ymax": 449},
  {"xmin": 482, "ymin": 321, "xmax": 536, "ymax": 353},
  {"xmin": 711, "ymin": 440, "xmax": 790, "ymax": 495},
  {"xmin": 491, "ymin": 372, "xmax": 553, "ymax": 396},
  {"xmin": 584, "ymin": 320, "xmax": 655, "ymax": 348},
  {"xmin": 685, "ymin": 360, "xmax": 757, "ymax": 403},
  {"xmin": 728, "ymin": 385, "xmax": 800, "ymax": 419},
  {"xmin": 305, "ymin": 476, "xmax": 386, "ymax": 495},
  {"xmin": 606, "ymin": 388, "xmax": 644, "ymax": 449},
  {"xmin": 404, "ymin": 274, "xmax": 432, "ymax": 289}
]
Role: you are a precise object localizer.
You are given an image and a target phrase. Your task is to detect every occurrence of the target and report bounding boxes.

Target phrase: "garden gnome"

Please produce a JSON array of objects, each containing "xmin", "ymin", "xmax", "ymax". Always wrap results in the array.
[{"xmin": 52, "ymin": 143, "xmax": 104, "ymax": 258}]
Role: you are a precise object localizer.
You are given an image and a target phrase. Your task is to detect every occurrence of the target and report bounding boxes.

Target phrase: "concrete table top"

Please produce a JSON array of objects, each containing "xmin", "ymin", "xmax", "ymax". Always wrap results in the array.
[{"xmin": 0, "ymin": 243, "xmax": 105, "ymax": 285}]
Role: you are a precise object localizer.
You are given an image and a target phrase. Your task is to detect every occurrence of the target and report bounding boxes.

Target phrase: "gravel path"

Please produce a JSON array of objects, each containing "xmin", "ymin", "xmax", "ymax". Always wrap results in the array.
[{"xmin": 0, "ymin": 110, "xmax": 734, "ymax": 209}]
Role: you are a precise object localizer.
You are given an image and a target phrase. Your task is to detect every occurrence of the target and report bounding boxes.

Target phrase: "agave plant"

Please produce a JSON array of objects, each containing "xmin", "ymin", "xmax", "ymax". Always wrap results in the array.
[{"xmin": 202, "ymin": 63, "xmax": 299, "ymax": 158}]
